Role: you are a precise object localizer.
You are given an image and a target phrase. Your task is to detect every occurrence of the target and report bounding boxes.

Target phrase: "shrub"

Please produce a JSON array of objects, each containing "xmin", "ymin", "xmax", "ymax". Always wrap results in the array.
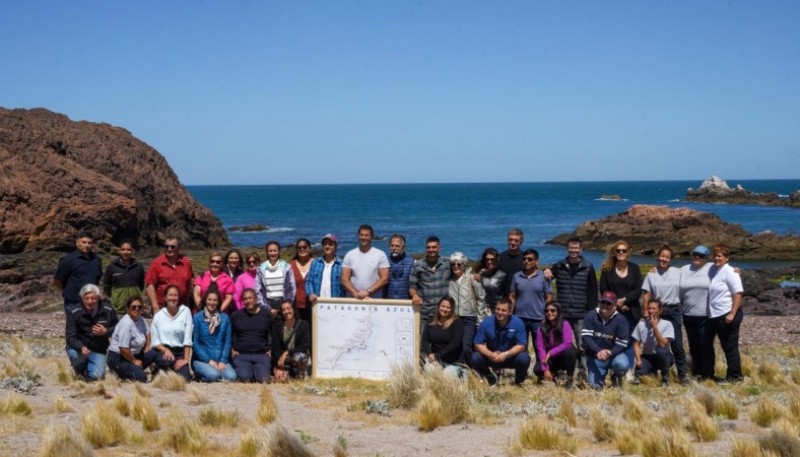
[
  {"xmin": 0, "ymin": 392, "xmax": 32, "ymax": 416},
  {"xmin": 132, "ymin": 394, "xmax": 160, "ymax": 431},
  {"xmin": 621, "ymin": 394, "xmax": 649, "ymax": 424},
  {"xmin": 640, "ymin": 429, "xmax": 696, "ymax": 457},
  {"xmin": 518, "ymin": 417, "xmax": 578, "ymax": 454},
  {"xmin": 413, "ymin": 364, "xmax": 474, "ymax": 430},
  {"xmin": 257, "ymin": 384, "xmax": 278, "ymax": 424},
  {"xmin": 260, "ymin": 423, "xmax": 315, "ymax": 457},
  {"xmin": 39, "ymin": 425, "xmax": 93, "ymax": 457},
  {"xmin": 81, "ymin": 402, "xmax": 126, "ymax": 448},
  {"xmin": 186, "ymin": 386, "xmax": 209, "ymax": 405},
  {"xmin": 386, "ymin": 361, "xmax": 420, "ymax": 409},
  {"xmin": 416, "ymin": 392, "xmax": 447, "ymax": 432},
  {"xmin": 758, "ymin": 360, "xmax": 785, "ymax": 385},
  {"xmin": 613, "ymin": 426, "xmax": 640, "ymax": 455},
  {"xmin": 53, "ymin": 396, "xmax": 74, "ymax": 414},
  {"xmin": 152, "ymin": 371, "xmax": 186, "ymax": 391},
  {"xmin": 750, "ymin": 396, "xmax": 788, "ymax": 427},
  {"xmin": 758, "ymin": 428, "xmax": 800, "ymax": 457},
  {"xmin": 685, "ymin": 399, "xmax": 719, "ymax": 442},
  {"xmin": 198, "ymin": 406, "xmax": 240, "ymax": 427},
  {"xmin": 590, "ymin": 408, "xmax": 617, "ymax": 442},
  {"xmin": 161, "ymin": 409, "xmax": 207, "ymax": 455}
]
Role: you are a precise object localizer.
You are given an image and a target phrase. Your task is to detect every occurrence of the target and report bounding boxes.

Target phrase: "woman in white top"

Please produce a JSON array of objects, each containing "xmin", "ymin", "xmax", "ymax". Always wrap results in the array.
[
  {"xmin": 702, "ymin": 244, "xmax": 744, "ymax": 383},
  {"xmin": 151, "ymin": 284, "xmax": 194, "ymax": 381},
  {"xmin": 632, "ymin": 299, "xmax": 674, "ymax": 386},
  {"xmin": 107, "ymin": 296, "xmax": 159, "ymax": 382},
  {"xmin": 254, "ymin": 240, "xmax": 295, "ymax": 316},
  {"xmin": 679, "ymin": 245, "xmax": 713, "ymax": 378}
]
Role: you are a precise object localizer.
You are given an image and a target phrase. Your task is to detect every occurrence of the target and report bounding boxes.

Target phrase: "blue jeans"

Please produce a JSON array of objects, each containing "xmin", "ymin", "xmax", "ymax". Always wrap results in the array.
[
  {"xmin": 518, "ymin": 317, "xmax": 542, "ymax": 349},
  {"xmin": 232, "ymin": 353, "xmax": 271, "ymax": 382},
  {"xmin": 192, "ymin": 360, "xmax": 237, "ymax": 382},
  {"xmin": 587, "ymin": 352, "xmax": 629, "ymax": 388},
  {"xmin": 66, "ymin": 347, "xmax": 107, "ymax": 381}
]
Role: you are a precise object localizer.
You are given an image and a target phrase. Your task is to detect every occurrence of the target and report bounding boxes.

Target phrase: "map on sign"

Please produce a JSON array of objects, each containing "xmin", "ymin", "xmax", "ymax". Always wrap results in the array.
[{"xmin": 313, "ymin": 298, "xmax": 418, "ymax": 379}]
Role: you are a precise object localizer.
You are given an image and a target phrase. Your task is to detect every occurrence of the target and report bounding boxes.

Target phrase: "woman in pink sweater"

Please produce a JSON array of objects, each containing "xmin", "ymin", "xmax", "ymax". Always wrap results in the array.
[{"xmin": 533, "ymin": 301, "xmax": 577, "ymax": 389}]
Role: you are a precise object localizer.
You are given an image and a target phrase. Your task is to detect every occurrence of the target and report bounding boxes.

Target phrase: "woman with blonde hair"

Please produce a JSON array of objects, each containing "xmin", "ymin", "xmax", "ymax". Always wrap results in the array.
[
  {"xmin": 421, "ymin": 296, "xmax": 465, "ymax": 376},
  {"xmin": 599, "ymin": 240, "xmax": 642, "ymax": 379}
]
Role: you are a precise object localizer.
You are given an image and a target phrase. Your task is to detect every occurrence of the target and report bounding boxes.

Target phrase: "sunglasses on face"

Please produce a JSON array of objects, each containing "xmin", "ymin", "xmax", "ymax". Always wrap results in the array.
[
  {"xmin": 164, "ymin": 244, "xmax": 178, "ymax": 250},
  {"xmin": 247, "ymin": 260, "xmax": 259, "ymax": 265},
  {"xmin": 452, "ymin": 263, "xmax": 464, "ymax": 268},
  {"xmin": 616, "ymin": 249, "xmax": 628, "ymax": 254},
  {"xmin": 129, "ymin": 305, "xmax": 143, "ymax": 311},
  {"xmin": 523, "ymin": 257, "xmax": 536, "ymax": 262},
  {"xmin": 545, "ymin": 308, "xmax": 558, "ymax": 314},
  {"xmin": 297, "ymin": 245, "xmax": 310, "ymax": 250},
  {"xmin": 484, "ymin": 258, "xmax": 497, "ymax": 263},
  {"xmin": 209, "ymin": 259, "xmax": 222, "ymax": 264}
]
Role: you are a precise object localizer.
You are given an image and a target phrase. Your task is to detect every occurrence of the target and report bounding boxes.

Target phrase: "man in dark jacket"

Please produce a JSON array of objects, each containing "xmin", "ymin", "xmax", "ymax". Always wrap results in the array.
[
  {"xmin": 54, "ymin": 231, "xmax": 102, "ymax": 311},
  {"xmin": 65, "ymin": 283, "xmax": 119, "ymax": 381},
  {"xmin": 582, "ymin": 291, "xmax": 630, "ymax": 388}
]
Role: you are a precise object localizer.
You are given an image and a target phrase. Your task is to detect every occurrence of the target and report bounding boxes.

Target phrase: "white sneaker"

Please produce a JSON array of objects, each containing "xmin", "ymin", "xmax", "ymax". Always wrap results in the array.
[{"xmin": 625, "ymin": 369, "xmax": 635, "ymax": 383}]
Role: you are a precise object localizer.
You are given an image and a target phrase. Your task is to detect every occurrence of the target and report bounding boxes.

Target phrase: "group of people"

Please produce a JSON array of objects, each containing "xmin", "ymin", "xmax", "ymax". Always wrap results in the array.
[{"xmin": 56, "ymin": 226, "xmax": 744, "ymax": 388}]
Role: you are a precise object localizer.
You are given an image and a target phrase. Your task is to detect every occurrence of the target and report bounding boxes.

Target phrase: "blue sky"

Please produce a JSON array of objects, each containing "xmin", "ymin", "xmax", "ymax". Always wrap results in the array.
[{"xmin": 2, "ymin": 1, "xmax": 798, "ymax": 185}]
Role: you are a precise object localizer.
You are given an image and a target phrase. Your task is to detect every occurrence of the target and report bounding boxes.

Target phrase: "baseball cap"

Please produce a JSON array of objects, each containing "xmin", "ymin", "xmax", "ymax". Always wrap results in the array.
[
  {"xmin": 599, "ymin": 291, "xmax": 617, "ymax": 305},
  {"xmin": 691, "ymin": 245, "xmax": 710, "ymax": 256},
  {"xmin": 322, "ymin": 233, "xmax": 337, "ymax": 244}
]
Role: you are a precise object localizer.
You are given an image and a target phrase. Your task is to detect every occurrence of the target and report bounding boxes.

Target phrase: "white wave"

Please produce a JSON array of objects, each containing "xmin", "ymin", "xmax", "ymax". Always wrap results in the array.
[
  {"xmin": 267, "ymin": 227, "xmax": 294, "ymax": 233},
  {"xmin": 669, "ymin": 198, "xmax": 681, "ymax": 202},
  {"xmin": 594, "ymin": 197, "xmax": 628, "ymax": 202},
  {"xmin": 779, "ymin": 194, "xmax": 789, "ymax": 198}
]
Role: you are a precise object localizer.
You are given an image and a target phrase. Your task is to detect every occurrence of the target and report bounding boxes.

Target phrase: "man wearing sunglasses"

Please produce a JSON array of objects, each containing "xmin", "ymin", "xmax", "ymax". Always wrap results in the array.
[
  {"xmin": 582, "ymin": 291, "xmax": 630, "ymax": 389},
  {"xmin": 145, "ymin": 236, "xmax": 194, "ymax": 314},
  {"xmin": 385, "ymin": 234, "xmax": 414, "ymax": 299}
]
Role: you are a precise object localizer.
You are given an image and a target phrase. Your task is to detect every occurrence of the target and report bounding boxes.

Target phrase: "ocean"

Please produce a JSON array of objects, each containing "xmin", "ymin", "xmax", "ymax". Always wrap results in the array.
[{"xmin": 187, "ymin": 180, "xmax": 800, "ymax": 268}]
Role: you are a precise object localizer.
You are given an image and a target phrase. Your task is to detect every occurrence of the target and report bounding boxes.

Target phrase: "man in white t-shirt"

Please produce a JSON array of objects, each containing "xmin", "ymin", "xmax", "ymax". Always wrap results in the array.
[{"xmin": 341, "ymin": 225, "xmax": 390, "ymax": 299}]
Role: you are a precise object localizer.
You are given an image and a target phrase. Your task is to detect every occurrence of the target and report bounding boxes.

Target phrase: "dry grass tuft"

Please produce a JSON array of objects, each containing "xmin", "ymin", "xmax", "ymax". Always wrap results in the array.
[
  {"xmin": 332, "ymin": 434, "xmax": 349, "ymax": 457},
  {"xmin": 260, "ymin": 423, "xmax": 316, "ymax": 457},
  {"xmin": 257, "ymin": 384, "xmax": 278, "ymax": 424},
  {"xmin": 741, "ymin": 353, "xmax": 755, "ymax": 378},
  {"xmin": 791, "ymin": 367, "xmax": 800, "ymax": 386},
  {"xmin": 386, "ymin": 361, "xmax": 420, "ymax": 409},
  {"xmin": 731, "ymin": 437, "xmax": 764, "ymax": 457},
  {"xmin": 590, "ymin": 407, "xmax": 618, "ymax": 442},
  {"xmin": 55, "ymin": 360, "xmax": 73, "ymax": 385},
  {"xmin": 788, "ymin": 346, "xmax": 800, "ymax": 358},
  {"xmin": 0, "ymin": 392, "xmax": 33, "ymax": 416},
  {"xmin": 640, "ymin": 429, "xmax": 696, "ymax": 457},
  {"xmin": 39, "ymin": 425, "xmax": 93, "ymax": 457},
  {"xmin": 694, "ymin": 387, "xmax": 738, "ymax": 419},
  {"xmin": 558, "ymin": 395, "xmax": 577, "ymax": 427},
  {"xmin": 685, "ymin": 398, "xmax": 719, "ymax": 442},
  {"xmin": 152, "ymin": 371, "xmax": 186, "ymax": 391},
  {"xmin": 518, "ymin": 417, "xmax": 578, "ymax": 453},
  {"xmin": 81, "ymin": 402, "xmax": 126, "ymax": 448},
  {"xmin": 758, "ymin": 427, "xmax": 800, "ymax": 457},
  {"xmin": 198, "ymin": 406, "xmax": 240, "ymax": 427},
  {"xmin": 186, "ymin": 386, "xmax": 209, "ymax": 405},
  {"xmin": 134, "ymin": 383, "xmax": 151, "ymax": 398},
  {"xmin": 416, "ymin": 392, "xmax": 447, "ymax": 432},
  {"xmin": 750, "ymin": 396, "xmax": 789, "ymax": 427},
  {"xmin": 621, "ymin": 394, "xmax": 649, "ymax": 423},
  {"xmin": 113, "ymin": 395, "xmax": 130, "ymax": 416},
  {"xmin": 238, "ymin": 430, "xmax": 260, "ymax": 457},
  {"xmin": 53, "ymin": 395, "xmax": 74, "ymax": 414},
  {"xmin": 613, "ymin": 425, "xmax": 640, "ymax": 455},
  {"xmin": 132, "ymin": 394, "xmax": 160, "ymax": 431},
  {"xmin": 161, "ymin": 409, "xmax": 207, "ymax": 455},
  {"xmin": 758, "ymin": 360, "xmax": 786, "ymax": 385},
  {"xmin": 414, "ymin": 364, "xmax": 474, "ymax": 431},
  {"xmin": 657, "ymin": 406, "xmax": 685, "ymax": 432}
]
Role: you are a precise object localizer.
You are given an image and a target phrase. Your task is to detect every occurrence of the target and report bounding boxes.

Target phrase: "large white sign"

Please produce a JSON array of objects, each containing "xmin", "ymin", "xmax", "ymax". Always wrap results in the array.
[{"xmin": 312, "ymin": 298, "xmax": 419, "ymax": 380}]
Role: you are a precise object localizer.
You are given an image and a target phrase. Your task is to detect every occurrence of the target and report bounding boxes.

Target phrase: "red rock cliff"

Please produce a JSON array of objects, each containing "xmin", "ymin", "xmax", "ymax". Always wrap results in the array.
[{"xmin": 0, "ymin": 107, "xmax": 228, "ymax": 253}]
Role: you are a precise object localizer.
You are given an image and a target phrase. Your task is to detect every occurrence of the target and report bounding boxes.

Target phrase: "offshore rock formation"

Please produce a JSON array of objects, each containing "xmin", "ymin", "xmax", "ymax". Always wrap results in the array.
[
  {"xmin": 547, "ymin": 204, "xmax": 800, "ymax": 260},
  {"xmin": 686, "ymin": 176, "xmax": 800, "ymax": 208},
  {"xmin": 0, "ymin": 107, "xmax": 229, "ymax": 254}
]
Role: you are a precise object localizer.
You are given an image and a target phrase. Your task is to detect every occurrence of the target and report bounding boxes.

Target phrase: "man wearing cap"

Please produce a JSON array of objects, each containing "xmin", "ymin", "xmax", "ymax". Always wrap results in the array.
[
  {"xmin": 54, "ymin": 231, "xmax": 103, "ymax": 312},
  {"xmin": 306, "ymin": 234, "xmax": 345, "ymax": 302},
  {"xmin": 679, "ymin": 245, "xmax": 713, "ymax": 378},
  {"xmin": 341, "ymin": 225, "xmax": 390, "ymax": 299},
  {"xmin": 144, "ymin": 236, "xmax": 194, "ymax": 314},
  {"xmin": 385, "ymin": 234, "xmax": 414, "ymax": 300},
  {"xmin": 582, "ymin": 291, "xmax": 630, "ymax": 388}
]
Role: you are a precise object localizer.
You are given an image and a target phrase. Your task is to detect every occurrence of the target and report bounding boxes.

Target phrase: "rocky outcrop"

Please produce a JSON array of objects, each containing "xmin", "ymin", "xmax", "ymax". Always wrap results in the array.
[
  {"xmin": 0, "ymin": 107, "xmax": 229, "ymax": 253},
  {"xmin": 547, "ymin": 204, "xmax": 800, "ymax": 260},
  {"xmin": 686, "ymin": 176, "xmax": 800, "ymax": 207}
]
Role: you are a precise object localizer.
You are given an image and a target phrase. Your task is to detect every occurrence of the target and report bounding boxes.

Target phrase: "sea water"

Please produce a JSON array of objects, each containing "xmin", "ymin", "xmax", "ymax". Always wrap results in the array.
[{"xmin": 187, "ymin": 180, "xmax": 800, "ymax": 267}]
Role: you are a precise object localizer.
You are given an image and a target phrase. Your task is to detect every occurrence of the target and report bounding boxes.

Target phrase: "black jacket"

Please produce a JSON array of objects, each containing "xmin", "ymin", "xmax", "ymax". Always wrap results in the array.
[
  {"xmin": 65, "ymin": 304, "xmax": 119, "ymax": 353},
  {"xmin": 270, "ymin": 319, "xmax": 310, "ymax": 365}
]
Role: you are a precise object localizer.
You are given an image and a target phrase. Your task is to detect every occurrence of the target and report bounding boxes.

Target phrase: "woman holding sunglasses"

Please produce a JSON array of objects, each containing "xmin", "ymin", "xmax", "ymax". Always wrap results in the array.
[
  {"xmin": 192, "ymin": 252, "xmax": 235, "ymax": 313},
  {"xmin": 533, "ymin": 301, "xmax": 576, "ymax": 389},
  {"xmin": 448, "ymin": 251, "xmax": 486, "ymax": 362},
  {"xmin": 107, "ymin": 296, "xmax": 160, "ymax": 382}
]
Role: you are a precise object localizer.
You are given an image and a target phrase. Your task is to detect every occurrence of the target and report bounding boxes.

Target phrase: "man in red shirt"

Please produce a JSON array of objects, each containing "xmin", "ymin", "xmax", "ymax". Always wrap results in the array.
[{"xmin": 145, "ymin": 236, "xmax": 194, "ymax": 314}]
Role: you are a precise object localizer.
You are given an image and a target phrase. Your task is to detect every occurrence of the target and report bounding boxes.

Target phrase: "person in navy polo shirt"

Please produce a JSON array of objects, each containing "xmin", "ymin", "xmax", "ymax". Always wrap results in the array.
[
  {"xmin": 471, "ymin": 298, "xmax": 531, "ymax": 386},
  {"xmin": 54, "ymin": 231, "xmax": 102, "ymax": 311}
]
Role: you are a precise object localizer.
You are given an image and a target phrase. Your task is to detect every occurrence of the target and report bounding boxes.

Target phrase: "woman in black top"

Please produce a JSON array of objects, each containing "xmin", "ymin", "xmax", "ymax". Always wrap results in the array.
[
  {"xmin": 271, "ymin": 300, "xmax": 310, "ymax": 381},
  {"xmin": 599, "ymin": 240, "xmax": 642, "ymax": 373},
  {"xmin": 421, "ymin": 296, "xmax": 465, "ymax": 376},
  {"xmin": 478, "ymin": 248, "xmax": 507, "ymax": 313}
]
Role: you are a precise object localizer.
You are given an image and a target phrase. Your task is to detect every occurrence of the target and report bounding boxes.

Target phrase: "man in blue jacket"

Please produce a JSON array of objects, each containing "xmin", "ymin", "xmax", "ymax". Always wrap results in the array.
[
  {"xmin": 582, "ymin": 291, "xmax": 630, "ymax": 388},
  {"xmin": 471, "ymin": 299, "xmax": 530, "ymax": 386}
]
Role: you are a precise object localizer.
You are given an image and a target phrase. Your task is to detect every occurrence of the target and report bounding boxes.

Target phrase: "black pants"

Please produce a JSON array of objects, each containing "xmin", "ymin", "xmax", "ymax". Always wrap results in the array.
[
  {"xmin": 703, "ymin": 309, "xmax": 743, "ymax": 380},
  {"xmin": 683, "ymin": 314, "xmax": 707, "ymax": 377},
  {"xmin": 660, "ymin": 305, "xmax": 688, "ymax": 379},
  {"xmin": 154, "ymin": 346, "xmax": 192, "ymax": 382},
  {"xmin": 533, "ymin": 346, "xmax": 577, "ymax": 380},
  {"xmin": 635, "ymin": 347, "xmax": 673, "ymax": 381},
  {"xmin": 108, "ymin": 349, "xmax": 159, "ymax": 382}
]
